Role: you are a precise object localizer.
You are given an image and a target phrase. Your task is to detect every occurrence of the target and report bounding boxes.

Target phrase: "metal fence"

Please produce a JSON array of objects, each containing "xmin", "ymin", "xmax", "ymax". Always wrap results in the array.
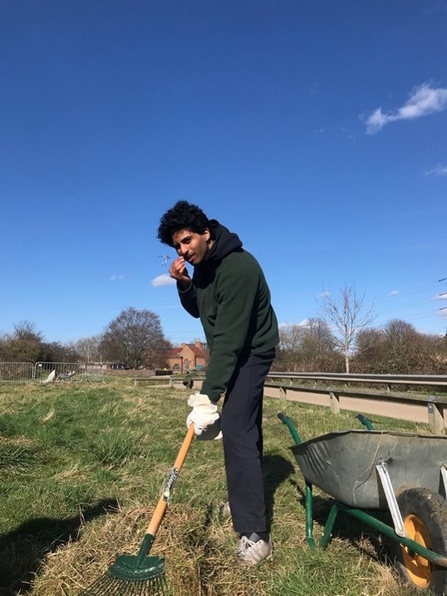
[
  {"xmin": 0, "ymin": 362, "xmax": 35, "ymax": 382},
  {"xmin": 0, "ymin": 362, "xmax": 105, "ymax": 383}
]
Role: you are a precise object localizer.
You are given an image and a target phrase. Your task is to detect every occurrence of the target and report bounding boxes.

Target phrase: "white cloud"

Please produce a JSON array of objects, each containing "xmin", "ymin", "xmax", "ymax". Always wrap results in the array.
[
  {"xmin": 364, "ymin": 108, "xmax": 390, "ymax": 133},
  {"xmin": 434, "ymin": 292, "xmax": 447, "ymax": 301},
  {"xmin": 152, "ymin": 274, "xmax": 176, "ymax": 288},
  {"xmin": 425, "ymin": 163, "xmax": 447, "ymax": 176},
  {"xmin": 389, "ymin": 290, "xmax": 400, "ymax": 296},
  {"xmin": 110, "ymin": 274, "xmax": 124, "ymax": 281},
  {"xmin": 364, "ymin": 83, "xmax": 447, "ymax": 134},
  {"xmin": 279, "ymin": 319, "xmax": 311, "ymax": 328},
  {"xmin": 298, "ymin": 318, "xmax": 311, "ymax": 327}
]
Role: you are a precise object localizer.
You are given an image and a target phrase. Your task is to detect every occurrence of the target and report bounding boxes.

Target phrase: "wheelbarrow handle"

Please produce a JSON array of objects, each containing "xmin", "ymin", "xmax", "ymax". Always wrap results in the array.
[
  {"xmin": 356, "ymin": 413, "xmax": 374, "ymax": 430},
  {"xmin": 277, "ymin": 412, "xmax": 303, "ymax": 445}
]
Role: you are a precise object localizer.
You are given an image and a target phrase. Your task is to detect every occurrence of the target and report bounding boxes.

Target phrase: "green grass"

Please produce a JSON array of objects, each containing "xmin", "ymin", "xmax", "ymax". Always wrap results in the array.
[{"xmin": 0, "ymin": 379, "xmax": 436, "ymax": 595}]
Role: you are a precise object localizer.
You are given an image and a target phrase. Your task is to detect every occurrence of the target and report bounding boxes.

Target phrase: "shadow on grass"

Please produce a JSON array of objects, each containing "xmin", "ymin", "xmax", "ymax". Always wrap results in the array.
[
  {"xmin": 0, "ymin": 498, "xmax": 118, "ymax": 596},
  {"xmin": 264, "ymin": 454, "xmax": 296, "ymax": 531},
  {"xmin": 181, "ymin": 453, "xmax": 296, "ymax": 595},
  {"xmin": 291, "ymin": 480, "xmax": 395, "ymax": 569},
  {"xmin": 183, "ymin": 454, "xmax": 295, "ymax": 547}
]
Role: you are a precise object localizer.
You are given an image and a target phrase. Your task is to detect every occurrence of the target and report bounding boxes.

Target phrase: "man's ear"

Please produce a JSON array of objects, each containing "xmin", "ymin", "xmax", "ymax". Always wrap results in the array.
[{"xmin": 204, "ymin": 228, "xmax": 212, "ymax": 243}]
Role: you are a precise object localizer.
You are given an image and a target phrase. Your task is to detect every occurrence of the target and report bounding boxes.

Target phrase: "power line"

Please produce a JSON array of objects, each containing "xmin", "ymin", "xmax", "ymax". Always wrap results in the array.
[
  {"xmin": 348, "ymin": 277, "xmax": 447, "ymax": 334},
  {"xmin": 366, "ymin": 277, "xmax": 447, "ymax": 308}
]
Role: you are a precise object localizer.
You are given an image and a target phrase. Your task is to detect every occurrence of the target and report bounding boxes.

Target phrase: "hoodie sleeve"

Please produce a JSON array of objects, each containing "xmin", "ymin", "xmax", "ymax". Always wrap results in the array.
[
  {"xmin": 177, "ymin": 282, "xmax": 200, "ymax": 318},
  {"xmin": 201, "ymin": 259, "xmax": 260, "ymax": 401}
]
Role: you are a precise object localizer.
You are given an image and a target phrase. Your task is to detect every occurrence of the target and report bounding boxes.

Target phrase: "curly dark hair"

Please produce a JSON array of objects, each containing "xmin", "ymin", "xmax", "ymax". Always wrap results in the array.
[{"xmin": 157, "ymin": 200, "xmax": 213, "ymax": 246}]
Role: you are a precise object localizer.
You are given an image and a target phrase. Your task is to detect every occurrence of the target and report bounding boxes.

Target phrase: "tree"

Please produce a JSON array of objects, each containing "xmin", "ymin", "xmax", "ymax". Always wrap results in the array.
[
  {"xmin": 1, "ymin": 321, "xmax": 46, "ymax": 362},
  {"xmin": 275, "ymin": 324, "xmax": 305, "ymax": 371},
  {"xmin": 13, "ymin": 321, "xmax": 43, "ymax": 341},
  {"xmin": 74, "ymin": 336, "xmax": 102, "ymax": 363},
  {"xmin": 100, "ymin": 307, "xmax": 171, "ymax": 369},
  {"xmin": 42, "ymin": 341, "xmax": 80, "ymax": 363},
  {"xmin": 378, "ymin": 319, "xmax": 442, "ymax": 375},
  {"xmin": 274, "ymin": 319, "xmax": 341, "ymax": 372},
  {"xmin": 317, "ymin": 284, "xmax": 375, "ymax": 373},
  {"xmin": 352, "ymin": 327, "xmax": 385, "ymax": 372},
  {"xmin": 300, "ymin": 318, "xmax": 341, "ymax": 371},
  {"xmin": 0, "ymin": 322, "xmax": 83, "ymax": 363}
]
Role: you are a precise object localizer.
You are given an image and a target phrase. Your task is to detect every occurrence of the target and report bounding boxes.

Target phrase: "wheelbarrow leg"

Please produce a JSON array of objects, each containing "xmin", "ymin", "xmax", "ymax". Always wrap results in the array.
[
  {"xmin": 277, "ymin": 414, "xmax": 317, "ymax": 547},
  {"xmin": 320, "ymin": 502, "xmax": 340, "ymax": 548},
  {"xmin": 304, "ymin": 480, "xmax": 317, "ymax": 547}
]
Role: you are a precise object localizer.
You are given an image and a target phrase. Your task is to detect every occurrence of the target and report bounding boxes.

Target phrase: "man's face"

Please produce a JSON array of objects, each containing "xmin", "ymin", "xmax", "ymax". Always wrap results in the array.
[{"xmin": 172, "ymin": 228, "xmax": 213, "ymax": 265}]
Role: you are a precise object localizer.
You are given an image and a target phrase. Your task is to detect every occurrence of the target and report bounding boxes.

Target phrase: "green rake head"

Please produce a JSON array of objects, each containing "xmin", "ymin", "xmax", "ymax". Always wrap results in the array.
[
  {"xmin": 110, "ymin": 553, "xmax": 165, "ymax": 581},
  {"xmin": 81, "ymin": 555, "xmax": 170, "ymax": 596}
]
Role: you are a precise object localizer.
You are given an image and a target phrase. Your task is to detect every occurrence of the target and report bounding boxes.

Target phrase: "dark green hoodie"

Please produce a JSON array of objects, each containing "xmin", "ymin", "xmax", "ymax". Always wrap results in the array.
[{"xmin": 178, "ymin": 220, "xmax": 279, "ymax": 402}]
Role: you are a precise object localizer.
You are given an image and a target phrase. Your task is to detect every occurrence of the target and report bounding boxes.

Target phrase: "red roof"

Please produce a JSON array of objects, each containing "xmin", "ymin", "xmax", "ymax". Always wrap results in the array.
[{"xmin": 168, "ymin": 343, "xmax": 206, "ymax": 358}]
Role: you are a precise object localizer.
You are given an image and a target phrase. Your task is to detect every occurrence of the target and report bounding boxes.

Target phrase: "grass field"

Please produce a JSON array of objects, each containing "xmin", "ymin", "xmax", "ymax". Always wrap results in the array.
[{"xmin": 0, "ymin": 378, "xmax": 435, "ymax": 595}]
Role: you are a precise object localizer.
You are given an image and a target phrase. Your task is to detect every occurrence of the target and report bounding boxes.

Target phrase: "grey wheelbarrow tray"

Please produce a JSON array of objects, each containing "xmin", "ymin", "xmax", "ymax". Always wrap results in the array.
[{"xmin": 278, "ymin": 412, "xmax": 447, "ymax": 582}]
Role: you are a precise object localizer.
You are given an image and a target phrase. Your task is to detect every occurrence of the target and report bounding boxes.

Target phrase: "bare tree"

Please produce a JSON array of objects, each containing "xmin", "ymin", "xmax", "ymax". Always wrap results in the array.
[
  {"xmin": 74, "ymin": 336, "xmax": 102, "ymax": 363},
  {"xmin": 13, "ymin": 321, "xmax": 43, "ymax": 342},
  {"xmin": 353, "ymin": 327, "xmax": 385, "ymax": 372},
  {"xmin": 2, "ymin": 321, "xmax": 46, "ymax": 362},
  {"xmin": 42, "ymin": 341, "xmax": 80, "ymax": 363},
  {"xmin": 317, "ymin": 284, "xmax": 375, "ymax": 373},
  {"xmin": 0, "ymin": 322, "xmax": 83, "ymax": 363},
  {"xmin": 275, "ymin": 324, "xmax": 305, "ymax": 371},
  {"xmin": 274, "ymin": 319, "xmax": 341, "ymax": 372},
  {"xmin": 100, "ymin": 307, "xmax": 171, "ymax": 369},
  {"xmin": 379, "ymin": 319, "xmax": 440, "ymax": 374},
  {"xmin": 300, "ymin": 318, "xmax": 341, "ymax": 371}
]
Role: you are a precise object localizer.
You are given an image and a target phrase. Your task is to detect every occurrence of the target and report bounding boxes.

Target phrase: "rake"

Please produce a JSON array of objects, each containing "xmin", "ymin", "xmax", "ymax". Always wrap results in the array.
[{"xmin": 81, "ymin": 424, "xmax": 196, "ymax": 596}]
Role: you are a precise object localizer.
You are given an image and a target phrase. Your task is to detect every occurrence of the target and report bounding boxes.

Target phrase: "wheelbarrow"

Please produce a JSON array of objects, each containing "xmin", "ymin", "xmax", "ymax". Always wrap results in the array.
[{"xmin": 278, "ymin": 412, "xmax": 447, "ymax": 595}]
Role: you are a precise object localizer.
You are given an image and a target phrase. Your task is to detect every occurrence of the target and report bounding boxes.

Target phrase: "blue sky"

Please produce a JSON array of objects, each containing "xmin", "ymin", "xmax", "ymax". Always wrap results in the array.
[{"xmin": 1, "ymin": 0, "xmax": 447, "ymax": 346}]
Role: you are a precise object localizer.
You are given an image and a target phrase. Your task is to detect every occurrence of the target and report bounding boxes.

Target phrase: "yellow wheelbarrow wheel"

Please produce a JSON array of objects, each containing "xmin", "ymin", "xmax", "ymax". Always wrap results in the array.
[
  {"xmin": 401, "ymin": 512, "xmax": 433, "ymax": 588},
  {"xmin": 395, "ymin": 487, "xmax": 447, "ymax": 594}
]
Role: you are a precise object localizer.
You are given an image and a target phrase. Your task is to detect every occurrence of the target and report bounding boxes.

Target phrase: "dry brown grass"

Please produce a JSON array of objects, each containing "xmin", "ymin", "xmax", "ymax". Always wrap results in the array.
[{"xmin": 30, "ymin": 502, "xmax": 273, "ymax": 596}]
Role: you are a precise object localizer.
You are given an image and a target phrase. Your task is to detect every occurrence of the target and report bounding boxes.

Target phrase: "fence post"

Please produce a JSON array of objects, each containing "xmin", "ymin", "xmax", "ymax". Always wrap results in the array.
[
  {"xmin": 427, "ymin": 395, "xmax": 444, "ymax": 433},
  {"xmin": 279, "ymin": 385, "xmax": 287, "ymax": 402},
  {"xmin": 329, "ymin": 388, "xmax": 340, "ymax": 414}
]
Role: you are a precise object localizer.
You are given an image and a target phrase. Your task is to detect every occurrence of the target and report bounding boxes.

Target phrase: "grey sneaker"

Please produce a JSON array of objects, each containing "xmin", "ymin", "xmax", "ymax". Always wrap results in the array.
[{"xmin": 236, "ymin": 533, "xmax": 272, "ymax": 565}]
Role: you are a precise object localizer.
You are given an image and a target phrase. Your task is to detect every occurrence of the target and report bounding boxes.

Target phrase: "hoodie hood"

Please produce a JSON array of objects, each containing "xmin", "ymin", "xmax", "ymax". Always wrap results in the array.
[{"xmin": 205, "ymin": 220, "xmax": 243, "ymax": 263}]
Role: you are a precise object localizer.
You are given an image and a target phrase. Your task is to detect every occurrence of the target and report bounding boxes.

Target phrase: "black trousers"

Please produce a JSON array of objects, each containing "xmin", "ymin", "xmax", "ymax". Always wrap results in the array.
[{"xmin": 220, "ymin": 348, "xmax": 276, "ymax": 535}]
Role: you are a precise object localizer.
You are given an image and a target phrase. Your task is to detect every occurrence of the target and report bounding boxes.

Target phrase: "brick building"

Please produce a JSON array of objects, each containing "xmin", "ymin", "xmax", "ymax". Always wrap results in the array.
[{"xmin": 167, "ymin": 341, "xmax": 207, "ymax": 373}]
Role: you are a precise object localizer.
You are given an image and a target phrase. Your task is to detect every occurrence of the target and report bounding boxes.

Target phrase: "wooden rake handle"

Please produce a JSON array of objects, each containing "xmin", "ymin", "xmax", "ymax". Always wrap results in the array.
[{"xmin": 146, "ymin": 423, "xmax": 196, "ymax": 537}]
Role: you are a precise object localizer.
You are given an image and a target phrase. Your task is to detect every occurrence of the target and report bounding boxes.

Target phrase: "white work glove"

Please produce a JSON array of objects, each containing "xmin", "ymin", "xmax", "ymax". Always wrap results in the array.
[{"xmin": 187, "ymin": 393, "xmax": 222, "ymax": 440}]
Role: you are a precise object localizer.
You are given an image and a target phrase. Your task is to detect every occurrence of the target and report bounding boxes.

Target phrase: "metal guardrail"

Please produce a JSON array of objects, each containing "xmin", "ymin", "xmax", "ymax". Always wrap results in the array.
[
  {"xmin": 265, "ymin": 372, "xmax": 447, "ymax": 432},
  {"xmin": 267, "ymin": 371, "xmax": 447, "ymax": 387}
]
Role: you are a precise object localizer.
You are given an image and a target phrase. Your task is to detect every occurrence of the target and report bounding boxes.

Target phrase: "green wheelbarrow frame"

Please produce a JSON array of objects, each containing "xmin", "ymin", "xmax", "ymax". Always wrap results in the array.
[{"xmin": 277, "ymin": 412, "xmax": 447, "ymax": 569}]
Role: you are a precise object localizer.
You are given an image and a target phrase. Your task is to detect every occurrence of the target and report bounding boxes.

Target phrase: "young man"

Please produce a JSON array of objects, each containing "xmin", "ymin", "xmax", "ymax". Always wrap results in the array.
[{"xmin": 157, "ymin": 200, "xmax": 279, "ymax": 565}]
